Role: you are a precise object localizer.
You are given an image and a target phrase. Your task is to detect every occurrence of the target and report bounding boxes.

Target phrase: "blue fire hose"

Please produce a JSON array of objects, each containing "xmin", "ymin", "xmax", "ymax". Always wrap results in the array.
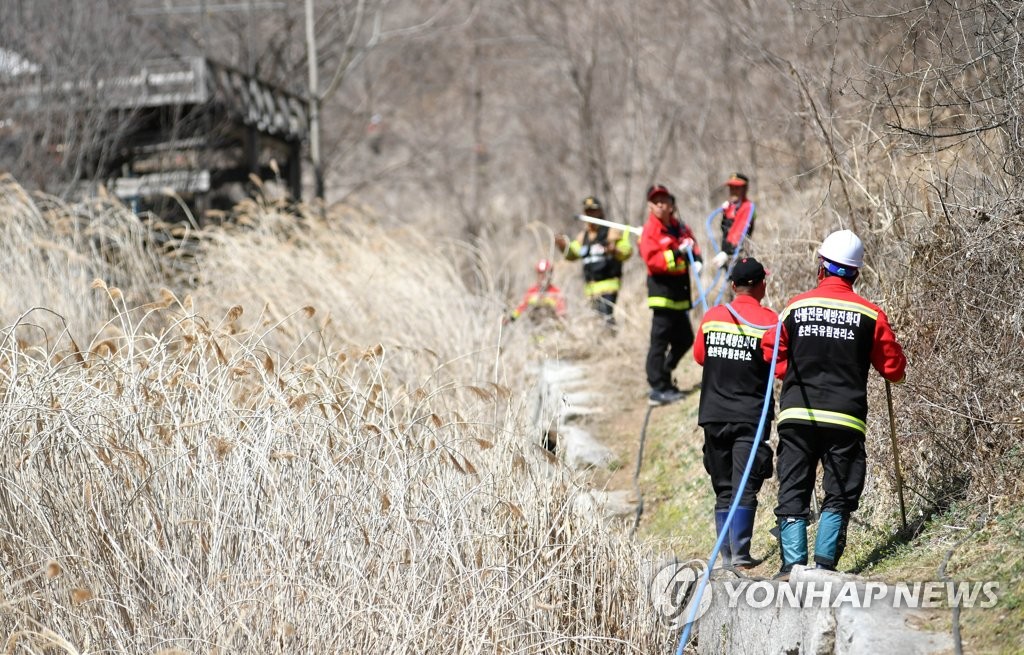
[
  {"xmin": 700, "ymin": 203, "xmax": 757, "ymax": 307},
  {"xmin": 674, "ymin": 302, "xmax": 781, "ymax": 654}
]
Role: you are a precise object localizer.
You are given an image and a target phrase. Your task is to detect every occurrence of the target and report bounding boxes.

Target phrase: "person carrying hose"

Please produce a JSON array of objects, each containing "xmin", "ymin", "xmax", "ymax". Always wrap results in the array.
[
  {"xmin": 639, "ymin": 184, "xmax": 703, "ymax": 406},
  {"xmin": 763, "ymin": 230, "xmax": 907, "ymax": 579},
  {"xmin": 554, "ymin": 196, "xmax": 633, "ymax": 327},
  {"xmin": 693, "ymin": 257, "xmax": 778, "ymax": 569},
  {"xmin": 711, "ymin": 173, "xmax": 757, "ymax": 270}
]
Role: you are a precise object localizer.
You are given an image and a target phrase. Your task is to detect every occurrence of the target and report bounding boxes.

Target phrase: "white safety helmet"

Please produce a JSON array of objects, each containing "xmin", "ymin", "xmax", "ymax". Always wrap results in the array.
[
  {"xmin": 818, "ymin": 229, "xmax": 864, "ymax": 268},
  {"xmin": 535, "ymin": 259, "xmax": 552, "ymax": 274}
]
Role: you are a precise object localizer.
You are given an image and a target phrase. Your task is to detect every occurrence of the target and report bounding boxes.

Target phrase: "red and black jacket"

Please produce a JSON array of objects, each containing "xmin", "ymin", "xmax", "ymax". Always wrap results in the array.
[
  {"xmin": 639, "ymin": 213, "xmax": 702, "ymax": 311},
  {"xmin": 721, "ymin": 198, "xmax": 756, "ymax": 255},
  {"xmin": 511, "ymin": 283, "xmax": 566, "ymax": 320},
  {"xmin": 694, "ymin": 295, "xmax": 779, "ymax": 425},
  {"xmin": 763, "ymin": 276, "xmax": 907, "ymax": 435}
]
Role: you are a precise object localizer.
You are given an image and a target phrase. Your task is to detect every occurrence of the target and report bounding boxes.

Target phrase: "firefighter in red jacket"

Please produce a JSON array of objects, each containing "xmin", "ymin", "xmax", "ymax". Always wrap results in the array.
[
  {"xmin": 693, "ymin": 257, "xmax": 777, "ymax": 569},
  {"xmin": 639, "ymin": 184, "xmax": 703, "ymax": 405},
  {"xmin": 711, "ymin": 173, "xmax": 757, "ymax": 270},
  {"xmin": 508, "ymin": 259, "xmax": 567, "ymax": 323},
  {"xmin": 763, "ymin": 230, "xmax": 907, "ymax": 578}
]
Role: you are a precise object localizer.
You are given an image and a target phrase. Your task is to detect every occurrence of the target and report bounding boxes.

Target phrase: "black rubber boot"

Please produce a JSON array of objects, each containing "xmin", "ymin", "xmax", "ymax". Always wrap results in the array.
[
  {"xmin": 729, "ymin": 506, "xmax": 762, "ymax": 569},
  {"xmin": 715, "ymin": 510, "xmax": 732, "ymax": 567}
]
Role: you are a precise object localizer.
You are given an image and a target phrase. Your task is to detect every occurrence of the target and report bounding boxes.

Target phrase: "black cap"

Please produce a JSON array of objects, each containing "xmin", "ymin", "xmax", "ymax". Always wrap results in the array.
[
  {"xmin": 729, "ymin": 257, "xmax": 767, "ymax": 286},
  {"xmin": 582, "ymin": 196, "xmax": 602, "ymax": 211}
]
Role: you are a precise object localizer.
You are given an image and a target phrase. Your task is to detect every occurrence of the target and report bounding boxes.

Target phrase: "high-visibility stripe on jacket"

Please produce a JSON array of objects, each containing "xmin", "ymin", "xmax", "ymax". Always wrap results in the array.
[
  {"xmin": 694, "ymin": 295, "xmax": 779, "ymax": 425},
  {"xmin": 763, "ymin": 276, "xmax": 907, "ymax": 435},
  {"xmin": 566, "ymin": 225, "xmax": 631, "ymax": 296},
  {"xmin": 721, "ymin": 198, "xmax": 756, "ymax": 255},
  {"xmin": 584, "ymin": 277, "xmax": 621, "ymax": 297},
  {"xmin": 776, "ymin": 407, "xmax": 866, "ymax": 433},
  {"xmin": 639, "ymin": 212, "xmax": 702, "ymax": 311},
  {"xmin": 569, "ymin": 225, "xmax": 630, "ymax": 278}
]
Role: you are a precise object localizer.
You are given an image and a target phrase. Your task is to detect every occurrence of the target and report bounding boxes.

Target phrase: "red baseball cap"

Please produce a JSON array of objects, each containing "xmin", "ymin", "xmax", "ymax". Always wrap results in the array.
[
  {"xmin": 724, "ymin": 173, "xmax": 749, "ymax": 187},
  {"xmin": 647, "ymin": 184, "xmax": 672, "ymax": 201}
]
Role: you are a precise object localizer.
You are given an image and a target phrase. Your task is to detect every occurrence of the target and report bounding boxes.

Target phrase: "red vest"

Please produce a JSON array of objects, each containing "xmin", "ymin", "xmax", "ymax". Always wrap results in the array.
[{"xmin": 721, "ymin": 198, "xmax": 756, "ymax": 254}]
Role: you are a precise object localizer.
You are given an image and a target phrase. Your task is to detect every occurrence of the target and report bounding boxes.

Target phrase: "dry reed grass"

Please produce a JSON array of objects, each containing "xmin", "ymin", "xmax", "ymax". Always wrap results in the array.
[{"xmin": 0, "ymin": 179, "xmax": 677, "ymax": 653}]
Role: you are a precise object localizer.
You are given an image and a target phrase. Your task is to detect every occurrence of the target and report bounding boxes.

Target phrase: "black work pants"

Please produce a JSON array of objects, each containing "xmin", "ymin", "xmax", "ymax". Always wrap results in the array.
[
  {"xmin": 774, "ymin": 423, "xmax": 866, "ymax": 519},
  {"xmin": 703, "ymin": 422, "xmax": 774, "ymax": 511},
  {"xmin": 645, "ymin": 308, "xmax": 693, "ymax": 391}
]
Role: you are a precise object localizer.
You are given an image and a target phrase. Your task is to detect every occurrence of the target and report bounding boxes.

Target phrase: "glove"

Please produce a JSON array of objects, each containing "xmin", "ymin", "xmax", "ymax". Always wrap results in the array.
[
  {"xmin": 554, "ymin": 234, "xmax": 568, "ymax": 252},
  {"xmin": 692, "ymin": 261, "xmax": 703, "ymax": 275},
  {"xmin": 712, "ymin": 251, "xmax": 729, "ymax": 269}
]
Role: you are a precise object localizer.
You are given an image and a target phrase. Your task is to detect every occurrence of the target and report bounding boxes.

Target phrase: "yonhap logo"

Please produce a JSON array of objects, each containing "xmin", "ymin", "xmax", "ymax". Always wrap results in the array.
[
  {"xmin": 718, "ymin": 579, "xmax": 1000, "ymax": 610},
  {"xmin": 646, "ymin": 562, "xmax": 1001, "ymax": 630},
  {"xmin": 648, "ymin": 559, "xmax": 714, "ymax": 628}
]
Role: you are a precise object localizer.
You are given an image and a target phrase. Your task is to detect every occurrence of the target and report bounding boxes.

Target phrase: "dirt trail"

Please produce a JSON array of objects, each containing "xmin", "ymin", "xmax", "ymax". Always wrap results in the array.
[
  {"xmin": 537, "ymin": 320, "xmax": 780, "ymax": 570},
  {"xmin": 541, "ymin": 329, "xmax": 701, "ymax": 516}
]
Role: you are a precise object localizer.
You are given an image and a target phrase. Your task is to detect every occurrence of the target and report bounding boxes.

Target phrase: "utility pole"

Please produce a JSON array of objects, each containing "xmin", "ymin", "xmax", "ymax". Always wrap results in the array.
[
  {"xmin": 304, "ymin": 0, "xmax": 324, "ymax": 200},
  {"xmin": 200, "ymin": 0, "xmax": 208, "ymax": 52},
  {"xmin": 247, "ymin": 0, "xmax": 255, "ymax": 73},
  {"xmin": 468, "ymin": 40, "xmax": 483, "ymax": 238}
]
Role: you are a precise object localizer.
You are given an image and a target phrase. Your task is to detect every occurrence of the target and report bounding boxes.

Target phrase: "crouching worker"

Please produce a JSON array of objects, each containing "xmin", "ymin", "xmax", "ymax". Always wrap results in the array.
[
  {"xmin": 693, "ymin": 257, "xmax": 777, "ymax": 569},
  {"xmin": 507, "ymin": 259, "xmax": 567, "ymax": 324},
  {"xmin": 764, "ymin": 230, "xmax": 907, "ymax": 579}
]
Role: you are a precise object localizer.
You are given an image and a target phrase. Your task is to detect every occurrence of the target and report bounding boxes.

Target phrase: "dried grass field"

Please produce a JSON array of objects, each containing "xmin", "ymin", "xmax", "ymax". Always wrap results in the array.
[{"xmin": 0, "ymin": 176, "xmax": 679, "ymax": 653}]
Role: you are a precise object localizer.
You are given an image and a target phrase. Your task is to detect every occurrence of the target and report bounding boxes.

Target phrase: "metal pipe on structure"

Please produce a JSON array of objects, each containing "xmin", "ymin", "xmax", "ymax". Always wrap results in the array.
[{"xmin": 305, "ymin": 0, "xmax": 324, "ymax": 200}]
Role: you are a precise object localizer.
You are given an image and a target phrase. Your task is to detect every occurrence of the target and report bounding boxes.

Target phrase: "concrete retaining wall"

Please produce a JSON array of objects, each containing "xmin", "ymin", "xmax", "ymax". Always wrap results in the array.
[{"xmin": 696, "ymin": 566, "xmax": 953, "ymax": 655}]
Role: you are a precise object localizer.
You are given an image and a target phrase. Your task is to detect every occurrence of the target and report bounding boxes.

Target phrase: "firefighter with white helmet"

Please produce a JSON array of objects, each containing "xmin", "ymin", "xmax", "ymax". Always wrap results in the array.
[
  {"xmin": 763, "ymin": 229, "xmax": 907, "ymax": 579},
  {"xmin": 819, "ymin": 229, "xmax": 864, "ymax": 268}
]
